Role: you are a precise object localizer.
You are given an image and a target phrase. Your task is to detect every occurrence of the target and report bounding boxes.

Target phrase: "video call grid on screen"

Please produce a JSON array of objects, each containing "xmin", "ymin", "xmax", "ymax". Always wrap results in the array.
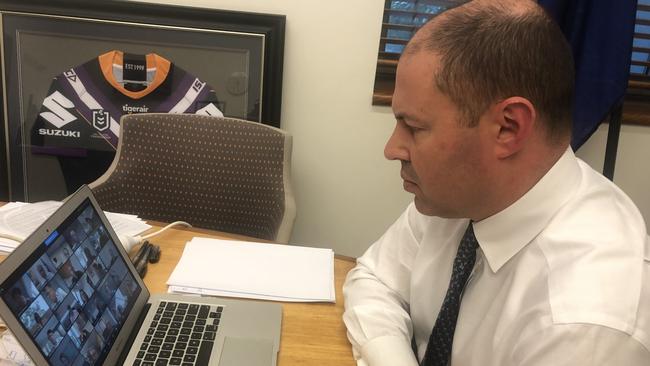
[{"xmin": 0, "ymin": 199, "xmax": 141, "ymax": 365}]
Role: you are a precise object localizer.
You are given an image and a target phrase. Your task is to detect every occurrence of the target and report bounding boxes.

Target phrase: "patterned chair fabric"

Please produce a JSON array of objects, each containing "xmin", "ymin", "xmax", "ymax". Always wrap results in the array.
[{"xmin": 89, "ymin": 113, "xmax": 296, "ymax": 243}]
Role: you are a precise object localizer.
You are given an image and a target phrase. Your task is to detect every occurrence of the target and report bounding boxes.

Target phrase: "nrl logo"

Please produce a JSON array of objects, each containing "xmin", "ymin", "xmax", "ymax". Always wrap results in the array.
[{"xmin": 93, "ymin": 110, "xmax": 110, "ymax": 131}]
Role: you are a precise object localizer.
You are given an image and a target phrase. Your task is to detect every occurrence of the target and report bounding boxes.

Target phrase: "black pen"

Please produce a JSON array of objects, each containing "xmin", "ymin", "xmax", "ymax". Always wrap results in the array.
[
  {"xmin": 134, "ymin": 244, "xmax": 151, "ymax": 278},
  {"xmin": 131, "ymin": 241, "xmax": 150, "ymax": 266}
]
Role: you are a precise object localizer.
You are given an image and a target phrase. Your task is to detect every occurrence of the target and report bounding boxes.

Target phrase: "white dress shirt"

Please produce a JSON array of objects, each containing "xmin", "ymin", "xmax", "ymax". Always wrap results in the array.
[{"xmin": 343, "ymin": 149, "xmax": 650, "ymax": 366}]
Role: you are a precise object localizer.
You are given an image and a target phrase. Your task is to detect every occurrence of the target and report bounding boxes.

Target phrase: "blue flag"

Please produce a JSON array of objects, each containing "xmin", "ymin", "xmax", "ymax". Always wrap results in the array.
[{"xmin": 538, "ymin": 0, "xmax": 637, "ymax": 149}]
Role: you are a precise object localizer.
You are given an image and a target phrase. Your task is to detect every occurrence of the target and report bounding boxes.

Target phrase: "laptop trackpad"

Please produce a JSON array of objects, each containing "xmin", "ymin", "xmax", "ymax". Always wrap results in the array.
[{"xmin": 219, "ymin": 337, "xmax": 274, "ymax": 366}]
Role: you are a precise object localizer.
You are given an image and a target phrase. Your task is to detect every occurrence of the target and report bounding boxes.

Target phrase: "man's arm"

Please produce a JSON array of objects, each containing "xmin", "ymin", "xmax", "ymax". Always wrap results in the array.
[{"xmin": 343, "ymin": 204, "xmax": 424, "ymax": 366}]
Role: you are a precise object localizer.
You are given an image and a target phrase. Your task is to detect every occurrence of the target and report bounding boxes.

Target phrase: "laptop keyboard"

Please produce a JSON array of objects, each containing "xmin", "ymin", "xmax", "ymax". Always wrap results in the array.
[{"xmin": 133, "ymin": 300, "xmax": 223, "ymax": 366}]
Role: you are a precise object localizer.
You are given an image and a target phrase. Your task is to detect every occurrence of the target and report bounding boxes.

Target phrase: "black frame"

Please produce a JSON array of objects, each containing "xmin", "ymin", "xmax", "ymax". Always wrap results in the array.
[{"xmin": 0, "ymin": 0, "xmax": 286, "ymax": 201}]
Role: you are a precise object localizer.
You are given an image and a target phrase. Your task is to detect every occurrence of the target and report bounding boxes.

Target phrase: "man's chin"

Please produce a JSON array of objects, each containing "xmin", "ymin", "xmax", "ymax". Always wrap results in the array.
[
  {"xmin": 412, "ymin": 197, "xmax": 459, "ymax": 218},
  {"xmin": 413, "ymin": 197, "xmax": 437, "ymax": 216}
]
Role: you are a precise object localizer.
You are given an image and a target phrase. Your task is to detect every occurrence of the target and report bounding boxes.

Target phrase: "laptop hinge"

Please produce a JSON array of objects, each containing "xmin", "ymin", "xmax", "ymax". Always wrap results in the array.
[{"xmin": 117, "ymin": 302, "xmax": 152, "ymax": 364}]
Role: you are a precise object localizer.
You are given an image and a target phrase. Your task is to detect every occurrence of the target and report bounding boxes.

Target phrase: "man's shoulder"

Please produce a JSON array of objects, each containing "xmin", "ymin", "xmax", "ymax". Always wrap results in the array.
[
  {"xmin": 530, "ymin": 168, "xmax": 649, "ymax": 339},
  {"xmin": 543, "ymin": 157, "xmax": 646, "ymax": 251},
  {"xmin": 571, "ymin": 158, "xmax": 645, "ymax": 226}
]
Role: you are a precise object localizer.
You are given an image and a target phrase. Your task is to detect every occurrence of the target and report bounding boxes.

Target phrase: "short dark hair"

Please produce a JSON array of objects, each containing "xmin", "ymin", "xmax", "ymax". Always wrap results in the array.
[{"xmin": 409, "ymin": 1, "xmax": 574, "ymax": 143}]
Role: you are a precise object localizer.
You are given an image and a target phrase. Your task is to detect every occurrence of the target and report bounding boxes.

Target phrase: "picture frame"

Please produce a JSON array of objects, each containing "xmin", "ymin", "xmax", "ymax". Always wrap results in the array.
[{"xmin": 0, "ymin": 0, "xmax": 286, "ymax": 201}]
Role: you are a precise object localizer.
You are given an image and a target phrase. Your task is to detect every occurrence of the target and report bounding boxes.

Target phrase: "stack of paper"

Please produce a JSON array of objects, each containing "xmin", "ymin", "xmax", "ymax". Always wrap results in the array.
[
  {"xmin": 0, "ymin": 201, "xmax": 151, "ymax": 253},
  {"xmin": 167, "ymin": 237, "xmax": 335, "ymax": 302},
  {"xmin": 0, "ymin": 331, "xmax": 33, "ymax": 365}
]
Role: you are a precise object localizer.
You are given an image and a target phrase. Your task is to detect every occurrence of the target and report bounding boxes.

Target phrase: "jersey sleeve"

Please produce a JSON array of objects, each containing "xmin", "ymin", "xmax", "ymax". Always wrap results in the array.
[
  {"xmin": 31, "ymin": 71, "xmax": 116, "ymax": 154},
  {"xmin": 194, "ymin": 86, "xmax": 224, "ymax": 117}
]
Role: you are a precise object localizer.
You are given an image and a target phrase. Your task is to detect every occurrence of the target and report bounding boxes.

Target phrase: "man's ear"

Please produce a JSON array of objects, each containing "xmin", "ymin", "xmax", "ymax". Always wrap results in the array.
[{"xmin": 491, "ymin": 97, "xmax": 536, "ymax": 159}]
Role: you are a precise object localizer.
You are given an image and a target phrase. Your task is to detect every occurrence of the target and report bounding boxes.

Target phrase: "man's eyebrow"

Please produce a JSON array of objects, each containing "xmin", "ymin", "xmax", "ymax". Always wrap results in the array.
[{"xmin": 395, "ymin": 112, "xmax": 425, "ymax": 125}]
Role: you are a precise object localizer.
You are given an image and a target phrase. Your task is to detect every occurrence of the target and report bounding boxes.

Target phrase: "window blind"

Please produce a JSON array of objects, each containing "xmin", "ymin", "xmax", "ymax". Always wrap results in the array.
[
  {"xmin": 373, "ymin": 0, "xmax": 467, "ymax": 106},
  {"xmin": 373, "ymin": 1, "xmax": 650, "ymax": 128},
  {"xmin": 624, "ymin": 2, "xmax": 650, "ymax": 125}
]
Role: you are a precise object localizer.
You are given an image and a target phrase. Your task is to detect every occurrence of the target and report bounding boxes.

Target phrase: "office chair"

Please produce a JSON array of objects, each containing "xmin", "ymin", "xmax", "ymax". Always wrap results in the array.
[{"xmin": 89, "ymin": 113, "xmax": 296, "ymax": 243}]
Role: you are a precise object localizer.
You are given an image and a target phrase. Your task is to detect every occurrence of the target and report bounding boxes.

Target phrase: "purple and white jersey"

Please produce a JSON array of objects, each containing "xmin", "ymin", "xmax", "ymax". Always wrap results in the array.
[{"xmin": 32, "ymin": 50, "xmax": 223, "ymax": 153}]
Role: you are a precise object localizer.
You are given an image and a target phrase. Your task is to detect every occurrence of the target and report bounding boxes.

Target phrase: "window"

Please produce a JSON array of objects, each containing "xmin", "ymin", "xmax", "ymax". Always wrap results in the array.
[
  {"xmin": 372, "ymin": 0, "xmax": 469, "ymax": 106},
  {"xmin": 625, "ymin": 1, "xmax": 650, "ymax": 126},
  {"xmin": 373, "ymin": 1, "xmax": 650, "ymax": 128}
]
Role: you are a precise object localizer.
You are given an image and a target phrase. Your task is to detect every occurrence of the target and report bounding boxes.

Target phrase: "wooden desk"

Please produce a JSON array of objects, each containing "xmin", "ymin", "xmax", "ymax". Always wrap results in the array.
[
  {"xmin": 140, "ymin": 223, "xmax": 357, "ymax": 366},
  {"xmin": 0, "ymin": 202, "xmax": 357, "ymax": 365}
]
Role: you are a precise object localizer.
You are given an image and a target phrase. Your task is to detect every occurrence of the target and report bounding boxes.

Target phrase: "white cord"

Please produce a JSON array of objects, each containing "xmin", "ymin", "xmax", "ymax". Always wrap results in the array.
[
  {"xmin": 0, "ymin": 221, "xmax": 192, "ymax": 251},
  {"xmin": 141, "ymin": 221, "xmax": 192, "ymax": 240}
]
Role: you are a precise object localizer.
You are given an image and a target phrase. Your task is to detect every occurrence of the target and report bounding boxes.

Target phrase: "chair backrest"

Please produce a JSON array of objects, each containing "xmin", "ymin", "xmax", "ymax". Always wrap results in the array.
[{"xmin": 89, "ymin": 113, "xmax": 296, "ymax": 243}]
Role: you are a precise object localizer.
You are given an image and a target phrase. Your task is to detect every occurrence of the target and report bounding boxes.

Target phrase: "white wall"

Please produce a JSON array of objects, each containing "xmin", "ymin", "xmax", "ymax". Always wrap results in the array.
[
  {"xmin": 133, "ymin": 0, "xmax": 412, "ymax": 257},
  {"xmin": 134, "ymin": 0, "xmax": 650, "ymax": 257}
]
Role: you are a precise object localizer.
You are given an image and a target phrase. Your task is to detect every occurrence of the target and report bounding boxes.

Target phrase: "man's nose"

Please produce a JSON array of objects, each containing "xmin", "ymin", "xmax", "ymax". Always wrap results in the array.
[{"xmin": 384, "ymin": 123, "xmax": 409, "ymax": 161}]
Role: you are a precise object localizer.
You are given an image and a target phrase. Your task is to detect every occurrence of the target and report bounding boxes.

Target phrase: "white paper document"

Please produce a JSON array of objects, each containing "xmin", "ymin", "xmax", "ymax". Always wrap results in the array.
[
  {"xmin": 167, "ymin": 237, "xmax": 336, "ymax": 302},
  {"xmin": 0, "ymin": 201, "xmax": 151, "ymax": 253},
  {"xmin": 0, "ymin": 332, "xmax": 33, "ymax": 366}
]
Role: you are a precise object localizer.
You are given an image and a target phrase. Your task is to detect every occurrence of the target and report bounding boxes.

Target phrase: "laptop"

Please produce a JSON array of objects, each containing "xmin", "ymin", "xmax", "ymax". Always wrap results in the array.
[{"xmin": 0, "ymin": 185, "xmax": 282, "ymax": 366}]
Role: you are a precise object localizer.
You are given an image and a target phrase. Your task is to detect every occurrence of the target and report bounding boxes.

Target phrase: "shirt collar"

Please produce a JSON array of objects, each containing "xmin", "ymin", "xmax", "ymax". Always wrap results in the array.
[{"xmin": 473, "ymin": 148, "xmax": 582, "ymax": 273}]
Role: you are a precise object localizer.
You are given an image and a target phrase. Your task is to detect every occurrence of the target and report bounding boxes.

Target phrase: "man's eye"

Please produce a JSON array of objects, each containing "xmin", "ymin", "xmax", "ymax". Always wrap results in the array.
[
  {"xmin": 407, "ymin": 124, "xmax": 424, "ymax": 132},
  {"xmin": 396, "ymin": 119, "xmax": 424, "ymax": 133}
]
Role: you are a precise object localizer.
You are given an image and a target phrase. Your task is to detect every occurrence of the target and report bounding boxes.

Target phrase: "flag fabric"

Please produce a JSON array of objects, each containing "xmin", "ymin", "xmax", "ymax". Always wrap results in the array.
[{"xmin": 538, "ymin": 0, "xmax": 637, "ymax": 149}]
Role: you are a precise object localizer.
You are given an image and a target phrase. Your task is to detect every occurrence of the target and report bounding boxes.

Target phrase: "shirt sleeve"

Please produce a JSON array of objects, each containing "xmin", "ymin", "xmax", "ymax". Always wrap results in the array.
[
  {"xmin": 343, "ymin": 203, "xmax": 423, "ymax": 366},
  {"xmin": 510, "ymin": 323, "xmax": 650, "ymax": 365}
]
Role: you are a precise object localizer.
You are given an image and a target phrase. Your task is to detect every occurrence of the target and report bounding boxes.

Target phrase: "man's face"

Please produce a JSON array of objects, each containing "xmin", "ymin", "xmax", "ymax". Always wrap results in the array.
[
  {"xmin": 61, "ymin": 262, "xmax": 73, "ymax": 278},
  {"xmin": 386, "ymin": 52, "xmax": 489, "ymax": 217}
]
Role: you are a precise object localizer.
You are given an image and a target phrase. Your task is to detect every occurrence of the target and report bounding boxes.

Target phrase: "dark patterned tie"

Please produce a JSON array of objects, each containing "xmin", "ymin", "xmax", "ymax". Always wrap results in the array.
[{"xmin": 422, "ymin": 223, "xmax": 479, "ymax": 366}]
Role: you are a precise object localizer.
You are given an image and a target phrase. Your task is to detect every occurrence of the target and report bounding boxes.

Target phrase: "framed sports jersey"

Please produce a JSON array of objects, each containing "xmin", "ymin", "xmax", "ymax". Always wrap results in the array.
[{"xmin": 0, "ymin": 0, "xmax": 285, "ymax": 202}]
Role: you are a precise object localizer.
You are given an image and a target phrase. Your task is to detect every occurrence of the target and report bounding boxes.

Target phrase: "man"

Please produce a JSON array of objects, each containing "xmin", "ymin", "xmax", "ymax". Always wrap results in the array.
[
  {"xmin": 44, "ymin": 284, "xmax": 66, "ymax": 305},
  {"xmin": 343, "ymin": 1, "xmax": 650, "ymax": 365},
  {"xmin": 84, "ymin": 345, "xmax": 100, "ymax": 365},
  {"xmin": 60, "ymin": 260, "xmax": 84, "ymax": 288},
  {"xmin": 100, "ymin": 317, "xmax": 115, "ymax": 341},
  {"xmin": 64, "ymin": 304, "xmax": 81, "ymax": 329},
  {"xmin": 44, "ymin": 329, "xmax": 62, "ymax": 355},
  {"xmin": 33, "ymin": 312, "xmax": 46, "ymax": 329},
  {"xmin": 58, "ymin": 353, "xmax": 72, "ymax": 365},
  {"xmin": 37, "ymin": 263, "xmax": 52, "ymax": 282},
  {"xmin": 9, "ymin": 287, "xmax": 28, "ymax": 310}
]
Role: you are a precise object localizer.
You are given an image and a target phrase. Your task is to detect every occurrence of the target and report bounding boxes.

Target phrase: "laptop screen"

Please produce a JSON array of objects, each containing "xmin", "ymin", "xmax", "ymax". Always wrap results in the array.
[{"xmin": 0, "ymin": 198, "xmax": 142, "ymax": 365}]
